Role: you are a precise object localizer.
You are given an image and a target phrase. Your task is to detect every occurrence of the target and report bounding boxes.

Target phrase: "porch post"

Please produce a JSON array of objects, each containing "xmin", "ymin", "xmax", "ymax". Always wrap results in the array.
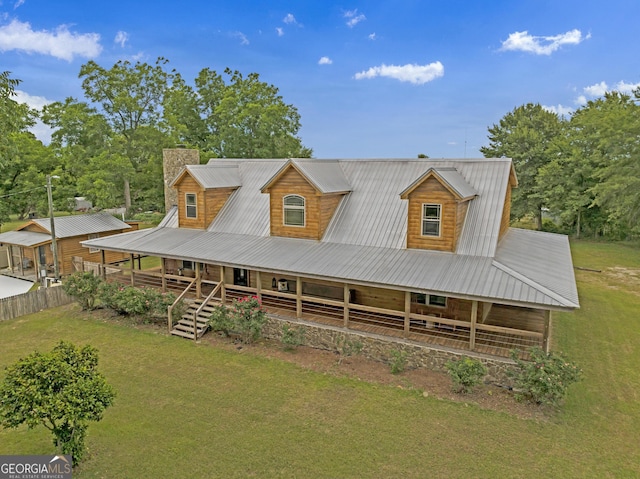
[
  {"xmin": 470, "ymin": 300, "xmax": 478, "ymax": 350},
  {"xmin": 19, "ymin": 247, "xmax": 24, "ymax": 276},
  {"xmin": 543, "ymin": 310, "xmax": 552, "ymax": 353},
  {"xmin": 32, "ymin": 247, "xmax": 38, "ymax": 280},
  {"xmin": 161, "ymin": 258, "xmax": 167, "ymax": 292},
  {"xmin": 256, "ymin": 271, "xmax": 262, "ymax": 302},
  {"xmin": 196, "ymin": 262, "xmax": 201, "ymax": 299},
  {"xmin": 404, "ymin": 291, "xmax": 411, "ymax": 337},
  {"xmin": 220, "ymin": 266, "xmax": 226, "ymax": 303},
  {"xmin": 343, "ymin": 284, "xmax": 350, "ymax": 328},
  {"xmin": 296, "ymin": 276, "xmax": 302, "ymax": 318},
  {"xmin": 100, "ymin": 250, "xmax": 106, "ymax": 280},
  {"xmin": 130, "ymin": 253, "xmax": 135, "ymax": 286}
]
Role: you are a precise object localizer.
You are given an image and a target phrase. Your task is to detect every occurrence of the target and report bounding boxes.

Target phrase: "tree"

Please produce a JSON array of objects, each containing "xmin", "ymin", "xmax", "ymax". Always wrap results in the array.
[
  {"xmin": 79, "ymin": 58, "xmax": 174, "ymax": 211},
  {"xmin": 167, "ymin": 67, "xmax": 312, "ymax": 158},
  {"xmin": 481, "ymin": 104, "xmax": 563, "ymax": 229},
  {"xmin": 0, "ymin": 341, "xmax": 115, "ymax": 465},
  {"xmin": 0, "ymin": 71, "xmax": 36, "ymax": 171}
]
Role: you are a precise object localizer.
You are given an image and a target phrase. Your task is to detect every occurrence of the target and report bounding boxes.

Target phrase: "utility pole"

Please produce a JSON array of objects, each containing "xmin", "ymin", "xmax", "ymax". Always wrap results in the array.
[{"xmin": 47, "ymin": 175, "xmax": 60, "ymax": 281}]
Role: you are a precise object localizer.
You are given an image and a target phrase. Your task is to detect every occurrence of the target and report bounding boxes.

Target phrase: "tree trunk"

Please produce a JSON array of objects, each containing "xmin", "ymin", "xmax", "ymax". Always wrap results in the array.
[
  {"xmin": 124, "ymin": 178, "xmax": 132, "ymax": 213},
  {"xmin": 535, "ymin": 207, "xmax": 543, "ymax": 231},
  {"xmin": 576, "ymin": 209, "xmax": 581, "ymax": 239}
]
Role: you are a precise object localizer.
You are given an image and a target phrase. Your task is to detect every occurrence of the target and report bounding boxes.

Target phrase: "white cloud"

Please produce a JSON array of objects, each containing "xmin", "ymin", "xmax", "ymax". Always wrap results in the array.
[
  {"xmin": 344, "ymin": 9, "xmax": 366, "ymax": 28},
  {"xmin": 114, "ymin": 30, "xmax": 129, "ymax": 48},
  {"xmin": 14, "ymin": 0, "xmax": 26, "ymax": 8},
  {"xmin": 354, "ymin": 61, "xmax": 444, "ymax": 85},
  {"xmin": 0, "ymin": 19, "xmax": 101, "ymax": 61},
  {"xmin": 615, "ymin": 80, "xmax": 640, "ymax": 94},
  {"xmin": 542, "ymin": 104, "xmax": 574, "ymax": 116},
  {"xmin": 575, "ymin": 95, "xmax": 587, "ymax": 106},
  {"xmin": 276, "ymin": 27, "xmax": 284, "ymax": 37},
  {"xmin": 318, "ymin": 56, "xmax": 332, "ymax": 65},
  {"xmin": 14, "ymin": 89, "xmax": 53, "ymax": 144},
  {"xmin": 500, "ymin": 29, "xmax": 588, "ymax": 55},
  {"xmin": 283, "ymin": 13, "xmax": 297, "ymax": 25},
  {"xmin": 368, "ymin": 32, "xmax": 376, "ymax": 40},
  {"xmin": 584, "ymin": 81, "xmax": 608, "ymax": 97},
  {"xmin": 231, "ymin": 31, "xmax": 249, "ymax": 45}
]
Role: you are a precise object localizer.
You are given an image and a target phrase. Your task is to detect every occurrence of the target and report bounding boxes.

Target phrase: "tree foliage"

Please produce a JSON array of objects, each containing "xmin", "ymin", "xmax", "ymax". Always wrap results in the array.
[{"xmin": 0, "ymin": 341, "xmax": 116, "ymax": 465}]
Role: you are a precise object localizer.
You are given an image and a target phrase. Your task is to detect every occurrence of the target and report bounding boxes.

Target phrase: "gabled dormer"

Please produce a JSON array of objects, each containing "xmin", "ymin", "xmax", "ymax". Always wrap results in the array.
[
  {"xmin": 260, "ymin": 160, "xmax": 351, "ymax": 240},
  {"xmin": 171, "ymin": 165, "xmax": 241, "ymax": 229},
  {"xmin": 400, "ymin": 167, "xmax": 477, "ymax": 252}
]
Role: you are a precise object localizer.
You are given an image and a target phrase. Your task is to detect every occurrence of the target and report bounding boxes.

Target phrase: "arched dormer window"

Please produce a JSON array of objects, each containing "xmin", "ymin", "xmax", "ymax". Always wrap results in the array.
[{"xmin": 283, "ymin": 195, "xmax": 305, "ymax": 227}]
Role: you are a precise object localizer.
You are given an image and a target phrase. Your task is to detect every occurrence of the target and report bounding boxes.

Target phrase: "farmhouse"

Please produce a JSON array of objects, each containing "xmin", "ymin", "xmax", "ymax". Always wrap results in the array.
[
  {"xmin": 0, "ymin": 213, "xmax": 133, "ymax": 281},
  {"xmin": 82, "ymin": 151, "xmax": 579, "ymax": 359}
]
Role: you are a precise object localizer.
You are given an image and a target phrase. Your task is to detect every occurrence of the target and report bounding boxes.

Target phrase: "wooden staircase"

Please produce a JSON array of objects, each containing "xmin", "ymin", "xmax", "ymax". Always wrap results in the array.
[{"xmin": 170, "ymin": 297, "xmax": 220, "ymax": 340}]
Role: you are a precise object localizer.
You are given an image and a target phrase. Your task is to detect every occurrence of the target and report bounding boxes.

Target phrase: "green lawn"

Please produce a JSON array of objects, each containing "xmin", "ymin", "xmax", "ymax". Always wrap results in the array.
[{"xmin": 0, "ymin": 240, "xmax": 639, "ymax": 478}]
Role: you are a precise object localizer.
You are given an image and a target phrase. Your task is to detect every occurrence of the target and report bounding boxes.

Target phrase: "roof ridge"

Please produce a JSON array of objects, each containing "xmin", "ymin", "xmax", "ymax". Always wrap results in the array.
[{"xmin": 491, "ymin": 259, "xmax": 578, "ymax": 308}]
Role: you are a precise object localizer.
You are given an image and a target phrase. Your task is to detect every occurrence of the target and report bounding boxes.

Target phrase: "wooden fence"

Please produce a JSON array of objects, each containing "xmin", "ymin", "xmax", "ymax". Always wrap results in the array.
[{"xmin": 0, "ymin": 286, "xmax": 73, "ymax": 321}]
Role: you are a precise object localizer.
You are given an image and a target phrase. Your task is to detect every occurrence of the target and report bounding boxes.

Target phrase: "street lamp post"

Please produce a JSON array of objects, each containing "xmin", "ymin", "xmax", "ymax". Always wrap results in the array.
[{"xmin": 46, "ymin": 175, "xmax": 60, "ymax": 281}]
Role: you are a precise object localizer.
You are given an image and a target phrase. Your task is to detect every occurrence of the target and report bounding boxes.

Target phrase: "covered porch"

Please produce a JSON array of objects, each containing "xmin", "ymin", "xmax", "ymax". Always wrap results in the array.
[{"xmin": 94, "ymin": 256, "xmax": 550, "ymax": 360}]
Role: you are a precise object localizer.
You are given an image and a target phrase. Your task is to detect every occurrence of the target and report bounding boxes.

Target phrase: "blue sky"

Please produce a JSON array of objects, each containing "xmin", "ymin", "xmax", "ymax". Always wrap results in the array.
[{"xmin": 1, "ymin": 0, "xmax": 638, "ymax": 158}]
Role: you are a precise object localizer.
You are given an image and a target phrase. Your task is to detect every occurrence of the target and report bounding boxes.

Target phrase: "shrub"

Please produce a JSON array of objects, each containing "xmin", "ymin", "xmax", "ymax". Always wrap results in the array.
[
  {"xmin": 281, "ymin": 324, "xmax": 305, "ymax": 351},
  {"xmin": 510, "ymin": 347, "xmax": 582, "ymax": 406},
  {"xmin": 208, "ymin": 304, "xmax": 235, "ymax": 337},
  {"xmin": 232, "ymin": 296, "xmax": 267, "ymax": 344},
  {"xmin": 389, "ymin": 349, "xmax": 408, "ymax": 375},
  {"xmin": 336, "ymin": 336, "xmax": 363, "ymax": 365},
  {"xmin": 62, "ymin": 272, "xmax": 103, "ymax": 310},
  {"xmin": 98, "ymin": 282, "xmax": 177, "ymax": 318},
  {"xmin": 446, "ymin": 357, "xmax": 487, "ymax": 393}
]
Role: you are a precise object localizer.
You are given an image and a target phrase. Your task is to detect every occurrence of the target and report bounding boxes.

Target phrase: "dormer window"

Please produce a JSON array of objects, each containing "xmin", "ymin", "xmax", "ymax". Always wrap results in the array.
[
  {"xmin": 283, "ymin": 195, "xmax": 305, "ymax": 227},
  {"xmin": 422, "ymin": 204, "xmax": 441, "ymax": 237},
  {"xmin": 186, "ymin": 193, "xmax": 197, "ymax": 218}
]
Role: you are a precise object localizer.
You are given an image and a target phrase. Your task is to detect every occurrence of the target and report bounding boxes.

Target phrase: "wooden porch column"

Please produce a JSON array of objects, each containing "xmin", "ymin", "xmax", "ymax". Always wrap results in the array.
[
  {"xmin": 296, "ymin": 277, "xmax": 302, "ymax": 318},
  {"xmin": 32, "ymin": 247, "xmax": 38, "ymax": 280},
  {"xmin": 543, "ymin": 310, "xmax": 552, "ymax": 353},
  {"xmin": 256, "ymin": 271, "xmax": 262, "ymax": 302},
  {"xmin": 161, "ymin": 258, "xmax": 167, "ymax": 292},
  {"xmin": 100, "ymin": 250, "xmax": 106, "ymax": 280},
  {"xmin": 220, "ymin": 266, "xmax": 226, "ymax": 303},
  {"xmin": 470, "ymin": 300, "xmax": 478, "ymax": 350},
  {"xmin": 196, "ymin": 262, "xmax": 202, "ymax": 298},
  {"xmin": 19, "ymin": 247, "xmax": 24, "ymax": 276},
  {"xmin": 404, "ymin": 291, "xmax": 411, "ymax": 336},
  {"xmin": 130, "ymin": 253, "xmax": 135, "ymax": 286},
  {"xmin": 343, "ymin": 284, "xmax": 350, "ymax": 328},
  {"xmin": 6, "ymin": 247, "xmax": 12, "ymax": 272}
]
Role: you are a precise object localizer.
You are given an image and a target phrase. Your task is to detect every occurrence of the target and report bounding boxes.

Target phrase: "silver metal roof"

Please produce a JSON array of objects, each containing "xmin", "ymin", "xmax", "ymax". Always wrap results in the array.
[
  {"xmin": 25, "ymin": 213, "xmax": 130, "ymax": 239},
  {"xmin": 400, "ymin": 167, "xmax": 477, "ymax": 200},
  {"xmin": 83, "ymin": 226, "xmax": 578, "ymax": 310},
  {"xmin": 290, "ymin": 159, "xmax": 352, "ymax": 193},
  {"xmin": 83, "ymin": 157, "xmax": 578, "ymax": 310},
  {"xmin": 0, "ymin": 230, "xmax": 51, "ymax": 247},
  {"xmin": 171, "ymin": 164, "xmax": 242, "ymax": 189}
]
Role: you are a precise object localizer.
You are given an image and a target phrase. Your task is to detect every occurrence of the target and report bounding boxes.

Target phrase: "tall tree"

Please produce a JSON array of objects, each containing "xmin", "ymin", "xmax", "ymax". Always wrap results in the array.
[
  {"xmin": 0, "ymin": 71, "xmax": 36, "ymax": 171},
  {"xmin": 481, "ymin": 104, "xmax": 563, "ymax": 229},
  {"xmin": 79, "ymin": 58, "xmax": 174, "ymax": 211}
]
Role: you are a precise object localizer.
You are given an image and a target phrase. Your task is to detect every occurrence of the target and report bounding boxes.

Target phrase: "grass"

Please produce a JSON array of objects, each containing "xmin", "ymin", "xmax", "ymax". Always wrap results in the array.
[{"xmin": 0, "ymin": 240, "xmax": 639, "ymax": 478}]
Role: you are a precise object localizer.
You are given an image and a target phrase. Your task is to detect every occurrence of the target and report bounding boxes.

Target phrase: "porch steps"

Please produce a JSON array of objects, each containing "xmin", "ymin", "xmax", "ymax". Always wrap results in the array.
[{"xmin": 170, "ymin": 297, "xmax": 220, "ymax": 340}]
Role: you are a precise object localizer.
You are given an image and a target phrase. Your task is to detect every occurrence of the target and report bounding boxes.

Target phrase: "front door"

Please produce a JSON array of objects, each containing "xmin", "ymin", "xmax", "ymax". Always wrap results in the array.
[{"xmin": 233, "ymin": 268, "xmax": 248, "ymax": 287}]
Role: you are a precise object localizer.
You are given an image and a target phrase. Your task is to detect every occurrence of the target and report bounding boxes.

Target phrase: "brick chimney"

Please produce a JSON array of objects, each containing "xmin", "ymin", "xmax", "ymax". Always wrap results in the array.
[{"xmin": 162, "ymin": 146, "xmax": 200, "ymax": 213}]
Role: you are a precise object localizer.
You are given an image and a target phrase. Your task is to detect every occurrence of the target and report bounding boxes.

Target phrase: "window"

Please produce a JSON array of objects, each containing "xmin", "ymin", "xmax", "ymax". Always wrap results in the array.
[
  {"xmin": 411, "ymin": 293, "xmax": 447, "ymax": 308},
  {"xmin": 181, "ymin": 260, "xmax": 194, "ymax": 270},
  {"xmin": 283, "ymin": 195, "xmax": 305, "ymax": 227},
  {"xmin": 422, "ymin": 204, "xmax": 441, "ymax": 237},
  {"xmin": 88, "ymin": 233, "xmax": 99, "ymax": 254},
  {"xmin": 185, "ymin": 193, "xmax": 197, "ymax": 219}
]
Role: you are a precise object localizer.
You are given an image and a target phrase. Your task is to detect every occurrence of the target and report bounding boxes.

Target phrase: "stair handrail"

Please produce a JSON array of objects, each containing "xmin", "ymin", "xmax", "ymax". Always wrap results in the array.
[
  {"xmin": 168, "ymin": 278, "xmax": 197, "ymax": 332},
  {"xmin": 192, "ymin": 282, "xmax": 222, "ymax": 340}
]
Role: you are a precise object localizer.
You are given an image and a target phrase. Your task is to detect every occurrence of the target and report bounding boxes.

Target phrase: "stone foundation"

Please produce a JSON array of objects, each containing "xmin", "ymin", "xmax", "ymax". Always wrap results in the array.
[{"xmin": 262, "ymin": 315, "xmax": 517, "ymax": 386}]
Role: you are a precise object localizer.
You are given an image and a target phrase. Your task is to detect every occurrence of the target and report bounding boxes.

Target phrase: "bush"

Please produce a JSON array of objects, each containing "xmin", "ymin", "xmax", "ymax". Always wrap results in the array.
[
  {"xmin": 336, "ymin": 336, "xmax": 363, "ymax": 365},
  {"xmin": 446, "ymin": 357, "xmax": 487, "ymax": 393},
  {"xmin": 62, "ymin": 272, "xmax": 102, "ymax": 310},
  {"xmin": 510, "ymin": 347, "xmax": 582, "ymax": 406},
  {"xmin": 208, "ymin": 296, "xmax": 267, "ymax": 344},
  {"xmin": 281, "ymin": 324, "xmax": 305, "ymax": 351},
  {"xmin": 98, "ymin": 282, "xmax": 177, "ymax": 318},
  {"xmin": 232, "ymin": 296, "xmax": 267, "ymax": 344},
  {"xmin": 208, "ymin": 304, "xmax": 235, "ymax": 337},
  {"xmin": 389, "ymin": 349, "xmax": 408, "ymax": 374}
]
